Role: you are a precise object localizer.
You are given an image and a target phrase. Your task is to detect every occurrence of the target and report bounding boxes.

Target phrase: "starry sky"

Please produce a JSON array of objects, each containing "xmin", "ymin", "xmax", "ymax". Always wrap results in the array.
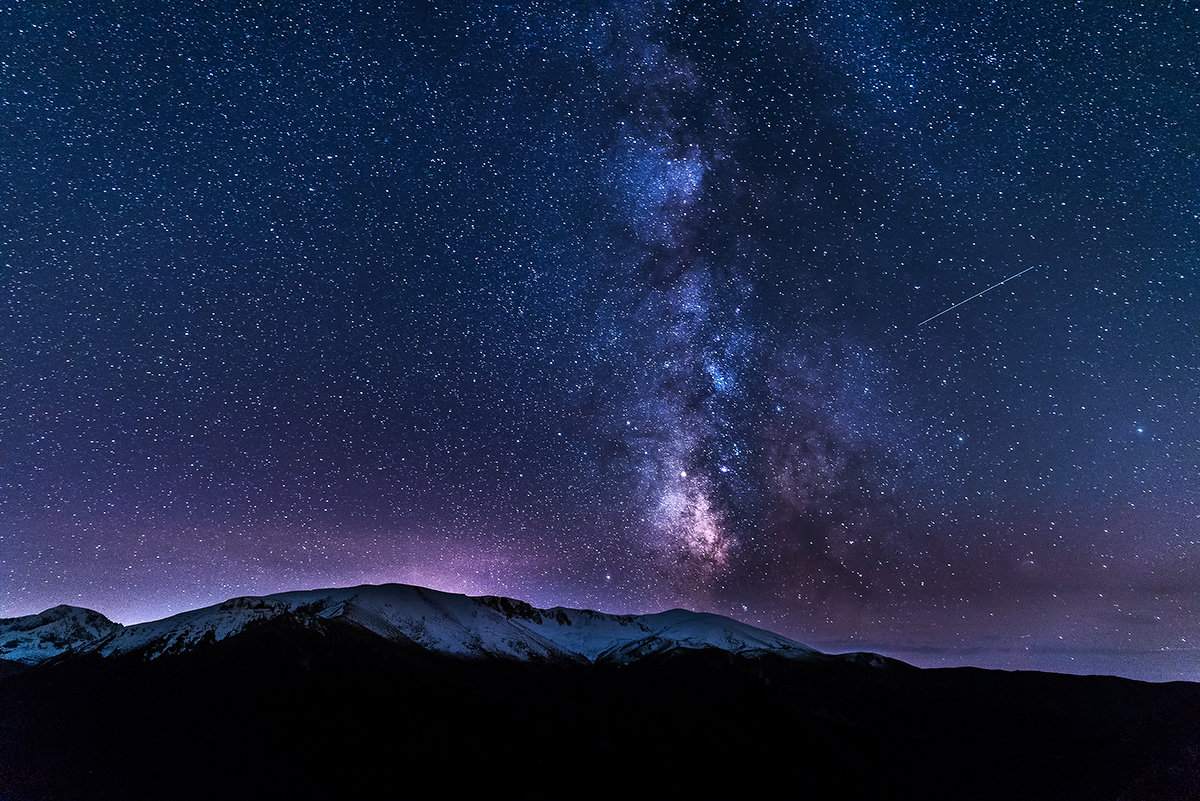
[{"xmin": 2, "ymin": 0, "xmax": 1197, "ymax": 681}]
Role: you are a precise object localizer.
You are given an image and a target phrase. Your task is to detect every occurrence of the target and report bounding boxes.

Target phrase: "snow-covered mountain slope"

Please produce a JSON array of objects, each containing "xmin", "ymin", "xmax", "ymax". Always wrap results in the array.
[
  {"xmin": 0, "ymin": 605, "xmax": 123, "ymax": 664},
  {"xmin": 78, "ymin": 583, "xmax": 820, "ymax": 664},
  {"xmin": 473, "ymin": 596, "xmax": 813, "ymax": 661}
]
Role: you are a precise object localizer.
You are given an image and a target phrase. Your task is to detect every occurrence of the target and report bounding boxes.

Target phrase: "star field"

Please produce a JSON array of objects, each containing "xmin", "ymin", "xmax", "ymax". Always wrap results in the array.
[{"xmin": 1, "ymin": 0, "xmax": 1197, "ymax": 681}]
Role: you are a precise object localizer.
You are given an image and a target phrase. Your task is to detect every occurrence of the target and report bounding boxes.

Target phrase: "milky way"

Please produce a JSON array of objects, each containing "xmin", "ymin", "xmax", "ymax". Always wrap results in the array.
[
  {"xmin": 1, "ymin": 0, "xmax": 1197, "ymax": 682},
  {"xmin": 589, "ymin": 12, "xmax": 928, "ymax": 611}
]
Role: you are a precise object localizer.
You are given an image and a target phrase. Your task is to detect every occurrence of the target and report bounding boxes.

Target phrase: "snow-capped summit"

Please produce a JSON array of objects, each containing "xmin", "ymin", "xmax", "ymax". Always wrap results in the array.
[
  {"xmin": 0, "ymin": 605, "xmax": 123, "ymax": 664},
  {"xmin": 9, "ymin": 583, "xmax": 821, "ymax": 666}
]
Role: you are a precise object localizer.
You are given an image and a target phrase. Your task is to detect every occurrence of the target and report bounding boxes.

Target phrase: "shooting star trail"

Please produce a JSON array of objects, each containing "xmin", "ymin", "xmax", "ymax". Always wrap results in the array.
[{"xmin": 918, "ymin": 265, "xmax": 1038, "ymax": 326}]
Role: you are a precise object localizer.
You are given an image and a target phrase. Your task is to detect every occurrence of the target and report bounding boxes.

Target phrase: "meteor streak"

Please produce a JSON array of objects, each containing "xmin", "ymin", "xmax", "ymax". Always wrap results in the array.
[{"xmin": 918, "ymin": 265, "xmax": 1038, "ymax": 326}]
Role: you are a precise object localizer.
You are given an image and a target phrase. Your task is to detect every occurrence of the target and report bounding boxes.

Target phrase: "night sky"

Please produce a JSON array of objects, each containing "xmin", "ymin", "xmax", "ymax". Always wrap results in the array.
[{"xmin": 3, "ymin": 0, "xmax": 1197, "ymax": 682}]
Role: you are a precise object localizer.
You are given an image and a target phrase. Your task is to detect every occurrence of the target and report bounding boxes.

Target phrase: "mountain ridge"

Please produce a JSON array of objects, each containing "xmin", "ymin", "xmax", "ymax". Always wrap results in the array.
[
  {"xmin": 2, "ymin": 582, "xmax": 821, "ymax": 667},
  {"xmin": 0, "ymin": 604, "xmax": 123, "ymax": 664},
  {"xmin": 4, "ymin": 583, "xmax": 1200, "ymax": 799}
]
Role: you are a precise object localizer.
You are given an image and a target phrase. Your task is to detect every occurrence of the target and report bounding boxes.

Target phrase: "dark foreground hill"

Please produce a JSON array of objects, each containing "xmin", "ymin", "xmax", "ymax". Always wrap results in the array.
[{"xmin": 1, "ymin": 587, "xmax": 1198, "ymax": 800}]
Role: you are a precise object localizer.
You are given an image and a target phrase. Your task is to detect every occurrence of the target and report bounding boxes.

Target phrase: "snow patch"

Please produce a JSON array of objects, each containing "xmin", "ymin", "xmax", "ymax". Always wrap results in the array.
[{"xmin": 0, "ymin": 605, "xmax": 123, "ymax": 664}]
